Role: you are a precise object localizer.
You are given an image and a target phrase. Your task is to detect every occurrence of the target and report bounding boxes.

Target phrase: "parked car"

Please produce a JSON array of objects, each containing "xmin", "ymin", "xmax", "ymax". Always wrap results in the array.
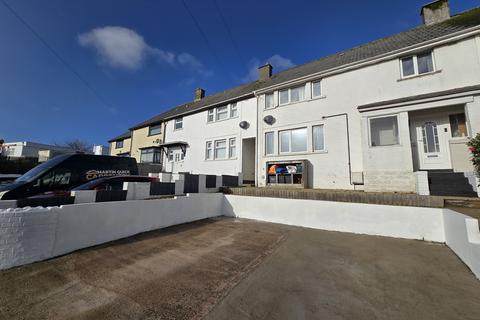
[
  {"xmin": 0, "ymin": 174, "xmax": 21, "ymax": 185},
  {"xmin": 27, "ymin": 175, "xmax": 157, "ymax": 199},
  {"xmin": 0, "ymin": 154, "xmax": 138, "ymax": 200}
]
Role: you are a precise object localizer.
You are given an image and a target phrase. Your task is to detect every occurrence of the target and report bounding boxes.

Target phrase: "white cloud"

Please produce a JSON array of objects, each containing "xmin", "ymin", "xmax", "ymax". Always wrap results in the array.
[
  {"xmin": 78, "ymin": 26, "xmax": 206, "ymax": 74},
  {"xmin": 243, "ymin": 54, "xmax": 296, "ymax": 82}
]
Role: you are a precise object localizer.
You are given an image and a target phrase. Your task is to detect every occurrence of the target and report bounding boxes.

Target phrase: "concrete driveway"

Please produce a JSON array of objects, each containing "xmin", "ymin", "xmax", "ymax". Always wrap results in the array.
[{"xmin": 1, "ymin": 217, "xmax": 479, "ymax": 320}]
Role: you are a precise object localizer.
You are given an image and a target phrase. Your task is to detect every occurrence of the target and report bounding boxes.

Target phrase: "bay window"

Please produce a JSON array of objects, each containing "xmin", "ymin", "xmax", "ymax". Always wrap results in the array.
[{"xmin": 140, "ymin": 148, "xmax": 161, "ymax": 163}]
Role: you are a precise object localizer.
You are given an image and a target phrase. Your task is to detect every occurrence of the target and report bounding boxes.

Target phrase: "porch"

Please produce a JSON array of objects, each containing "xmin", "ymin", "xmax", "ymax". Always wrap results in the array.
[{"xmin": 359, "ymin": 85, "xmax": 480, "ymax": 197}]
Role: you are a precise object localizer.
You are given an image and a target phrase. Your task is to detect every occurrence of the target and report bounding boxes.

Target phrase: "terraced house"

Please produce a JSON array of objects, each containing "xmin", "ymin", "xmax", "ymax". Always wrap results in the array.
[{"xmin": 109, "ymin": 0, "xmax": 480, "ymax": 197}]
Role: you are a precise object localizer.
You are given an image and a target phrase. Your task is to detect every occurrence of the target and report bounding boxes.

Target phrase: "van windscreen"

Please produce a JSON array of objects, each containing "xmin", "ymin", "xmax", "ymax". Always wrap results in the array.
[{"xmin": 15, "ymin": 154, "xmax": 71, "ymax": 183}]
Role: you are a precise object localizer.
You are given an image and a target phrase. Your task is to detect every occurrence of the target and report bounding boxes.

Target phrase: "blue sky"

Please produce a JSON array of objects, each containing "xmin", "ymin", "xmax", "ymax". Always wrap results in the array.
[{"xmin": 0, "ymin": 0, "xmax": 477, "ymax": 146}]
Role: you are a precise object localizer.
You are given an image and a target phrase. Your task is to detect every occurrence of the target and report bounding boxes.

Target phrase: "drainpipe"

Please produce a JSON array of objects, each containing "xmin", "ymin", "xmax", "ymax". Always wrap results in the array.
[{"xmin": 322, "ymin": 113, "xmax": 353, "ymax": 185}]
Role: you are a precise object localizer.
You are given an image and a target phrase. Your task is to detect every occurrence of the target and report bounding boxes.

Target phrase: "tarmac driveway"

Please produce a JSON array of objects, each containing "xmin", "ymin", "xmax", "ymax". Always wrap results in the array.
[{"xmin": 0, "ymin": 217, "xmax": 479, "ymax": 320}]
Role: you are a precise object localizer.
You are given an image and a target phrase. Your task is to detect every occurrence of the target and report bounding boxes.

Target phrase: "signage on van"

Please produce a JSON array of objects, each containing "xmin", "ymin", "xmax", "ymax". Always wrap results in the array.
[{"xmin": 85, "ymin": 169, "xmax": 131, "ymax": 180}]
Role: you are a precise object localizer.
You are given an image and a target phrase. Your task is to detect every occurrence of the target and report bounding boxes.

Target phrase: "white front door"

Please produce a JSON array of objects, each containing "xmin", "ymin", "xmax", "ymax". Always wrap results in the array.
[{"xmin": 414, "ymin": 116, "xmax": 452, "ymax": 170}]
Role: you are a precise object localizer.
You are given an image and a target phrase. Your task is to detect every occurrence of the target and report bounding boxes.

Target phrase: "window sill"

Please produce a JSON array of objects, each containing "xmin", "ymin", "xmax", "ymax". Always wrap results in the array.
[
  {"xmin": 204, "ymin": 157, "xmax": 237, "ymax": 162},
  {"xmin": 265, "ymin": 150, "xmax": 328, "ymax": 158},
  {"xmin": 173, "ymin": 128, "xmax": 183, "ymax": 131},
  {"xmin": 369, "ymin": 144, "xmax": 402, "ymax": 149},
  {"xmin": 207, "ymin": 115, "xmax": 238, "ymax": 124},
  {"xmin": 397, "ymin": 69, "xmax": 442, "ymax": 82},
  {"xmin": 266, "ymin": 95, "xmax": 327, "ymax": 110},
  {"xmin": 310, "ymin": 95, "xmax": 327, "ymax": 101},
  {"xmin": 147, "ymin": 133, "xmax": 161, "ymax": 137}
]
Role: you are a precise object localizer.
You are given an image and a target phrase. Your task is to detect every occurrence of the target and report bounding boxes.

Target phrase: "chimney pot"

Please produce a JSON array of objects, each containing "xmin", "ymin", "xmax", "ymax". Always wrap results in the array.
[
  {"xmin": 421, "ymin": 0, "xmax": 450, "ymax": 26},
  {"xmin": 258, "ymin": 64, "xmax": 273, "ymax": 81},
  {"xmin": 194, "ymin": 88, "xmax": 205, "ymax": 101}
]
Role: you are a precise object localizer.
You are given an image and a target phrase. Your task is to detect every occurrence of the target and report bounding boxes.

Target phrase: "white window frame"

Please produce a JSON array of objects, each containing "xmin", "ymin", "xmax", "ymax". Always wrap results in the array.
[
  {"xmin": 215, "ymin": 106, "xmax": 229, "ymax": 121},
  {"xmin": 229, "ymin": 138, "xmax": 236, "ymax": 158},
  {"xmin": 207, "ymin": 109, "xmax": 214, "ymax": 123},
  {"xmin": 174, "ymin": 117, "xmax": 183, "ymax": 130},
  {"xmin": 278, "ymin": 127, "xmax": 308, "ymax": 154},
  {"xmin": 278, "ymin": 85, "xmax": 306, "ymax": 106},
  {"xmin": 265, "ymin": 93, "xmax": 275, "ymax": 109},
  {"xmin": 279, "ymin": 89, "xmax": 290, "ymax": 105},
  {"xmin": 400, "ymin": 51, "xmax": 435, "ymax": 78},
  {"xmin": 311, "ymin": 80, "xmax": 322, "ymax": 98},
  {"xmin": 205, "ymin": 141, "xmax": 213, "ymax": 160},
  {"xmin": 265, "ymin": 131, "xmax": 274, "ymax": 155},
  {"xmin": 368, "ymin": 114, "xmax": 400, "ymax": 147},
  {"xmin": 214, "ymin": 139, "xmax": 227, "ymax": 160},
  {"xmin": 312, "ymin": 125, "xmax": 326, "ymax": 152},
  {"xmin": 230, "ymin": 103, "xmax": 238, "ymax": 118}
]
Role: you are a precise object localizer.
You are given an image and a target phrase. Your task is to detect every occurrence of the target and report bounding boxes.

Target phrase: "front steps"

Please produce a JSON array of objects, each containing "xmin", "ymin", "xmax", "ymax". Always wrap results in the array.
[{"xmin": 427, "ymin": 170, "xmax": 478, "ymax": 198}]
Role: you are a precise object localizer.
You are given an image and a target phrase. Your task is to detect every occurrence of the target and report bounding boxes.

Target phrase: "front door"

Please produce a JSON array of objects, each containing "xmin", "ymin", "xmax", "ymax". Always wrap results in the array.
[{"xmin": 413, "ymin": 116, "xmax": 452, "ymax": 170}]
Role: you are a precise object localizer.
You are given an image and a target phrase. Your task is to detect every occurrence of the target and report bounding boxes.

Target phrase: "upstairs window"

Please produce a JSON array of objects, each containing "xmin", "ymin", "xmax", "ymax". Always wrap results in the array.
[
  {"xmin": 290, "ymin": 86, "xmax": 305, "ymax": 103},
  {"xmin": 115, "ymin": 140, "xmax": 124, "ymax": 149},
  {"xmin": 265, "ymin": 93, "xmax": 275, "ymax": 109},
  {"xmin": 369, "ymin": 116, "xmax": 399, "ymax": 147},
  {"xmin": 279, "ymin": 89, "xmax": 289, "ymax": 105},
  {"xmin": 401, "ymin": 51, "xmax": 434, "ymax": 78},
  {"xmin": 279, "ymin": 86, "xmax": 305, "ymax": 105},
  {"xmin": 148, "ymin": 124, "xmax": 161, "ymax": 136},
  {"xmin": 174, "ymin": 117, "xmax": 183, "ymax": 130},
  {"xmin": 312, "ymin": 80, "xmax": 322, "ymax": 98},
  {"xmin": 207, "ymin": 109, "xmax": 214, "ymax": 122},
  {"xmin": 216, "ymin": 106, "xmax": 229, "ymax": 121},
  {"xmin": 230, "ymin": 103, "xmax": 238, "ymax": 118}
]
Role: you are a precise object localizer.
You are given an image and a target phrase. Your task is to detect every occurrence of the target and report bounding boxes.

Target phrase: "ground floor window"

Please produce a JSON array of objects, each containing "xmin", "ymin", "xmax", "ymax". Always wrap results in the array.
[
  {"xmin": 369, "ymin": 116, "xmax": 399, "ymax": 147},
  {"xmin": 312, "ymin": 125, "xmax": 325, "ymax": 151},
  {"xmin": 140, "ymin": 148, "xmax": 161, "ymax": 163},
  {"xmin": 449, "ymin": 113, "xmax": 467, "ymax": 138},
  {"xmin": 206, "ymin": 137, "xmax": 236, "ymax": 160},
  {"xmin": 279, "ymin": 127, "xmax": 307, "ymax": 153}
]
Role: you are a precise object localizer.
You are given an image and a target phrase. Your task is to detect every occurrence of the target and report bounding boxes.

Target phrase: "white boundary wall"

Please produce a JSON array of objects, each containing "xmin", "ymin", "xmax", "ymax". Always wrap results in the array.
[
  {"xmin": 0, "ymin": 193, "xmax": 223, "ymax": 270},
  {"xmin": 223, "ymin": 195, "xmax": 445, "ymax": 242},
  {"xmin": 1, "ymin": 194, "xmax": 479, "ymax": 280}
]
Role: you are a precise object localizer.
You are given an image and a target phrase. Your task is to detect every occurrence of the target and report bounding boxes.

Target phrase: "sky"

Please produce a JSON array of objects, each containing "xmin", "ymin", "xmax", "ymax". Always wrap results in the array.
[{"xmin": 0, "ymin": 0, "xmax": 478, "ymax": 146}]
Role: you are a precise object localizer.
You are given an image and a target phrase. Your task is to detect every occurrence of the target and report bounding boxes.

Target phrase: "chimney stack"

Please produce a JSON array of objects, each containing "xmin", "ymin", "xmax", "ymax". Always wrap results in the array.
[
  {"xmin": 258, "ymin": 64, "xmax": 272, "ymax": 81},
  {"xmin": 421, "ymin": 0, "xmax": 450, "ymax": 26},
  {"xmin": 194, "ymin": 88, "xmax": 205, "ymax": 102}
]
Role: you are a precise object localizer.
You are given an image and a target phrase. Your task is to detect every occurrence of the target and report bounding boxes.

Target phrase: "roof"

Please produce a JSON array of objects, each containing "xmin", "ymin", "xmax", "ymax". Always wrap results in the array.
[
  {"xmin": 130, "ymin": 81, "xmax": 262, "ymax": 129},
  {"xmin": 130, "ymin": 7, "xmax": 480, "ymax": 129},
  {"xmin": 357, "ymin": 84, "xmax": 480, "ymax": 112},
  {"xmin": 108, "ymin": 131, "xmax": 131, "ymax": 143}
]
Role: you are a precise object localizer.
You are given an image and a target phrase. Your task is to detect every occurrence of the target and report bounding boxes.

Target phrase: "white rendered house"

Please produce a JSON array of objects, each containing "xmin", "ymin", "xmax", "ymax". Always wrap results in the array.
[{"xmin": 121, "ymin": 0, "xmax": 479, "ymax": 196}]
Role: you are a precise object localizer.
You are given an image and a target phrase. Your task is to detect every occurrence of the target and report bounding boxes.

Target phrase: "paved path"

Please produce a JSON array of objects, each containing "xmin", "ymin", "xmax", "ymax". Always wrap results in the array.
[{"xmin": 1, "ymin": 217, "xmax": 480, "ymax": 319}]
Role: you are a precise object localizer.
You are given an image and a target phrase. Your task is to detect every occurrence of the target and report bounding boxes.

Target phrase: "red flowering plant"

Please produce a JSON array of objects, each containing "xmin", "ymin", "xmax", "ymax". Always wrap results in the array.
[{"xmin": 467, "ymin": 133, "xmax": 480, "ymax": 177}]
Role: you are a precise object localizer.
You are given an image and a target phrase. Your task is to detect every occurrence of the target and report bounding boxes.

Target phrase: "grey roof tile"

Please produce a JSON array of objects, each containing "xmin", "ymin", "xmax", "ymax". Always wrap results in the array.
[
  {"xmin": 108, "ymin": 131, "xmax": 131, "ymax": 143},
  {"xmin": 129, "ymin": 7, "xmax": 480, "ymax": 130}
]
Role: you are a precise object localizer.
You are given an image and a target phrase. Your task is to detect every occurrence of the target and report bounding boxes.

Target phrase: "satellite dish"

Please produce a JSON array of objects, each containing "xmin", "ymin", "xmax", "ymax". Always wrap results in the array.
[
  {"xmin": 263, "ymin": 115, "xmax": 275, "ymax": 125},
  {"xmin": 239, "ymin": 121, "xmax": 249, "ymax": 129}
]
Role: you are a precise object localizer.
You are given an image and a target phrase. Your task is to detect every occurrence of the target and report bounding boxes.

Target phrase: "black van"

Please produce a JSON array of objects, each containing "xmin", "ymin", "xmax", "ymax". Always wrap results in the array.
[{"xmin": 0, "ymin": 154, "xmax": 138, "ymax": 200}]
